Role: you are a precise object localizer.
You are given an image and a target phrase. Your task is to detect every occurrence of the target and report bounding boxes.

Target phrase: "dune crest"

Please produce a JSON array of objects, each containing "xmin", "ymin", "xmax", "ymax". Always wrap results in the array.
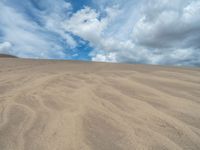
[
  {"xmin": 0, "ymin": 54, "xmax": 17, "ymax": 58},
  {"xmin": 0, "ymin": 58, "xmax": 200, "ymax": 150}
]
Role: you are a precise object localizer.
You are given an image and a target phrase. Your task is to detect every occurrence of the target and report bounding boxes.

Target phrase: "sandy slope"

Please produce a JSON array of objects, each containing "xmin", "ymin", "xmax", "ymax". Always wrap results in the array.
[{"xmin": 0, "ymin": 57, "xmax": 200, "ymax": 150}]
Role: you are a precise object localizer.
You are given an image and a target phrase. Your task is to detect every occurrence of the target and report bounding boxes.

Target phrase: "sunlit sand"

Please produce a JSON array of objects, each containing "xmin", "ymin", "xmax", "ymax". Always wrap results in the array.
[{"xmin": 0, "ymin": 56, "xmax": 200, "ymax": 150}]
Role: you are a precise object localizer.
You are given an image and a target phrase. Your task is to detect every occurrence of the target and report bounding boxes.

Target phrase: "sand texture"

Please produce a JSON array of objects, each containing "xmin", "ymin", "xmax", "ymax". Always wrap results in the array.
[{"xmin": 0, "ymin": 57, "xmax": 200, "ymax": 150}]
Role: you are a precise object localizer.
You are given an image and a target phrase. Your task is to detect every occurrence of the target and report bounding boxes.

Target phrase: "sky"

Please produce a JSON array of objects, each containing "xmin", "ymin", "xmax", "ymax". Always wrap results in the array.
[{"xmin": 0, "ymin": 0, "xmax": 200, "ymax": 66}]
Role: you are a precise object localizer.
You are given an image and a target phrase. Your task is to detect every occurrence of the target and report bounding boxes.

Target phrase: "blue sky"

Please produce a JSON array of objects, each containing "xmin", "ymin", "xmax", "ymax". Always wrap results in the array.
[{"xmin": 0, "ymin": 0, "xmax": 200, "ymax": 66}]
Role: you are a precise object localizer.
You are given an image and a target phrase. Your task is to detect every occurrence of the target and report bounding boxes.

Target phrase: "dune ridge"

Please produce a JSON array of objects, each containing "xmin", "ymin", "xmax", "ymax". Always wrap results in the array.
[
  {"xmin": 0, "ymin": 54, "xmax": 17, "ymax": 58},
  {"xmin": 0, "ymin": 58, "xmax": 200, "ymax": 150}
]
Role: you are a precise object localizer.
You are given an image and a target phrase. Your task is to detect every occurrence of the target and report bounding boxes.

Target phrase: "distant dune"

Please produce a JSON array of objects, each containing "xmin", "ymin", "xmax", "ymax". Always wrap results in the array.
[
  {"xmin": 0, "ymin": 57, "xmax": 200, "ymax": 150},
  {"xmin": 0, "ymin": 54, "xmax": 17, "ymax": 58}
]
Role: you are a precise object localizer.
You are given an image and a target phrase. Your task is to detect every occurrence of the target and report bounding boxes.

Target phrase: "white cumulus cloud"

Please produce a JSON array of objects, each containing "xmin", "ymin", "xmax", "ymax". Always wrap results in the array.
[
  {"xmin": 64, "ymin": 0, "xmax": 200, "ymax": 66},
  {"xmin": 0, "ymin": 42, "xmax": 12, "ymax": 54}
]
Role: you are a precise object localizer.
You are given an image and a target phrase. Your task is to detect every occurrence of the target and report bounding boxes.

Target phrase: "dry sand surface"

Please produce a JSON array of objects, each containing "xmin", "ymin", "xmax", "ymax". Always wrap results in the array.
[{"xmin": 0, "ymin": 56, "xmax": 200, "ymax": 150}]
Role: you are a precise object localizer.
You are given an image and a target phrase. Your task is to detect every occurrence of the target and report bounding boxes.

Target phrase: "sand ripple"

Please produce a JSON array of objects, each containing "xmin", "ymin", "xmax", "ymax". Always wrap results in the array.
[{"xmin": 0, "ymin": 58, "xmax": 200, "ymax": 150}]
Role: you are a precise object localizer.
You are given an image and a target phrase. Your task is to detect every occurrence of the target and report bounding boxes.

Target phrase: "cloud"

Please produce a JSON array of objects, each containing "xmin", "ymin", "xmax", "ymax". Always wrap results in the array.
[
  {"xmin": 0, "ymin": 0, "xmax": 199, "ymax": 66},
  {"xmin": 0, "ymin": 0, "xmax": 76, "ymax": 59},
  {"xmin": 0, "ymin": 42, "xmax": 12, "ymax": 54},
  {"xmin": 130, "ymin": 0, "xmax": 200, "ymax": 66},
  {"xmin": 64, "ymin": 7, "xmax": 106, "ymax": 46},
  {"xmin": 63, "ymin": 6, "xmax": 131, "ymax": 58},
  {"xmin": 64, "ymin": 0, "xmax": 200, "ymax": 66},
  {"xmin": 63, "ymin": 6, "xmax": 120, "ymax": 49},
  {"xmin": 92, "ymin": 53, "xmax": 117, "ymax": 62},
  {"xmin": 133, "ymin": 0, "xmax": 200, "ymax": 49}
]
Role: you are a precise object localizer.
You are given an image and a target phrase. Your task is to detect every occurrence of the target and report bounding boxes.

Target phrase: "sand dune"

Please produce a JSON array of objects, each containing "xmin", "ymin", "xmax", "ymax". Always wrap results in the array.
[
  {"xmin": 0, "ymin": 58, "xmax": 200, "ymax": 150},
  {"xmin": 0, "ymin": 54, "xmax": 17, "ymax": 58}
]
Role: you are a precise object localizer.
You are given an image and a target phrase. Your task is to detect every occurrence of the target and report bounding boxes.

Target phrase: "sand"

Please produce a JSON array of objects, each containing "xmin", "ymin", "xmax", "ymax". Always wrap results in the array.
[{"xmin": 0, "ymin": 56, "xmax": 200, "ymax": 150}]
